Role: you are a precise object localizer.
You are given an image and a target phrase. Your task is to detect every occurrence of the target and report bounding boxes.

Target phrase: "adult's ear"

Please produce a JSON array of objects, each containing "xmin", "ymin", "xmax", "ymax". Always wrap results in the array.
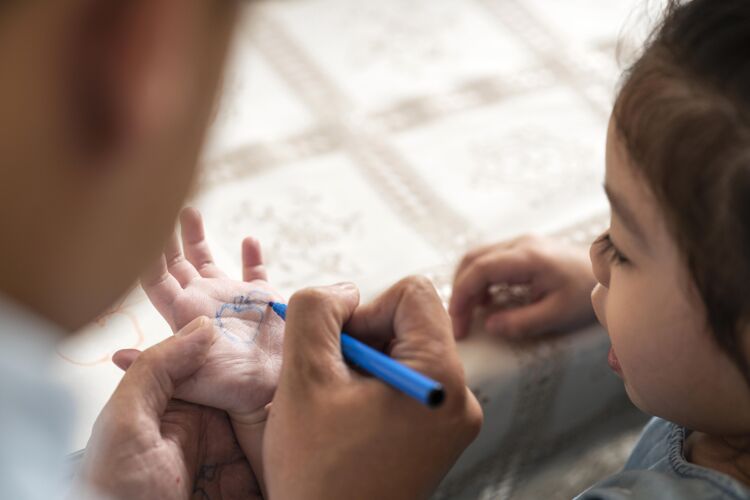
[{"xmin": 68, "ymin": 0, "xmax": 195, "ymax": 160}]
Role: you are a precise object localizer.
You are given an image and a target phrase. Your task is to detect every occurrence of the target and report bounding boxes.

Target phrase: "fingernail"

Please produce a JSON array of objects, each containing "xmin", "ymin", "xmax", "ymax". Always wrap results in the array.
[{"xmin": 177, "ymin": 316, "xmax": 208, "ymax": 337}]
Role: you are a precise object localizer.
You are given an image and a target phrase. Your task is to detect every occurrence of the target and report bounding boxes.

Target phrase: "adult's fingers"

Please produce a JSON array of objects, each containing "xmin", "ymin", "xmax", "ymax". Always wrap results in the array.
[
  {"xmin": 180, "ymin": 208, "xmax": 228, "ymax": 279},
  {"xmin": 164, "ymin": 231, "xmax": 200, "ymax": 287},
  {"xmin": 140, "ymin": 255, "xmax": 183, "ymax": 323},
  {"xmin": 484, "ymin": 294, "xmax": 562, "ymax": 337},
  {"xmin": 112, "ymin": 349, "xmax": 141, "ymax": 371},
  {"xmin": 449, "ymin": 250, "xmax": 534, "ymax": 339},
  {"xmin": 283, "ymin": 283, "xmax": 360, "ymax": 382},
  {"xmin": 346, "ymin": 276, "xmax": 453, "ymax": 354},
  {"xmin": 345, "ymin": 276, "xmax": 468, "ymax": 410},
  {"xmin": 242, "ymin": 237, "xmax": 268, "ymax": 282},
  {"xmin": 105, "ymin": 317, "xmax": 214, "ymax": 426}
]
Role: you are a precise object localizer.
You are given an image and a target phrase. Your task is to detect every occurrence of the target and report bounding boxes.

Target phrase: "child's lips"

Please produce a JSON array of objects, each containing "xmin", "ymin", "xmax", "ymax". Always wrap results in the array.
[{"xmin": 608, "ymin": 346, "xmax": 623, "ymax": 376}]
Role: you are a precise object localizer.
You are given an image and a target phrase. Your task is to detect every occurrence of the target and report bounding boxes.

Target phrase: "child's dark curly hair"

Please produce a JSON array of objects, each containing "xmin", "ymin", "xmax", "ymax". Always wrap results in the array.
[{"xmin": 614, "ymin": 0, "xmax": 750, "ymax": 383}]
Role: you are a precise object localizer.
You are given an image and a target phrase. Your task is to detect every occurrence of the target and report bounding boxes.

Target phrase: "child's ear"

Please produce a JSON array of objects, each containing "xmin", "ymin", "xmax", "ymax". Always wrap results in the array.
[{"xmin": 68, "ymin": 0, "xmax": 192, "ymax": 160}]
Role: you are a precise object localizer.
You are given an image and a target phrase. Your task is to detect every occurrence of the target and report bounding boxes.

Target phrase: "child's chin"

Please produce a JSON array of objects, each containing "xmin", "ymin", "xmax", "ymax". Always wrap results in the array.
[{"xmin": 621, "ymin": 381, "xmax": 652, "ymax": 416}]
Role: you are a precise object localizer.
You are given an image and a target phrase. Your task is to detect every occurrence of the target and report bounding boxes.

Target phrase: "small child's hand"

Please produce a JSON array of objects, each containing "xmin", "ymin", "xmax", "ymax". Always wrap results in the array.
[
  {"xmin": 449, "ymin": 235, "xmax": 596, "ymax": 339},
  {"xmin": 116, "ymin": 207, "xmax": 283, "ymax": 494},
  {"xmin": 128, "ymin": 207, "xmax": 284, "ymax": 421}
]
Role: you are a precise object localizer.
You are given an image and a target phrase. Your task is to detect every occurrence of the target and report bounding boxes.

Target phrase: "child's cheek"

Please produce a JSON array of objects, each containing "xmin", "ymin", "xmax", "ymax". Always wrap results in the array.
[
  {"xmin": 610, "ymin": 276, "xmax": 685, "ymax": 414},
  {"xmin": 592, "ymin": 270, "xmax": 672, "ymax": 416},
  {"xmin": 602, "ymin": 280, "xmax": 649, "ymax": 372}
]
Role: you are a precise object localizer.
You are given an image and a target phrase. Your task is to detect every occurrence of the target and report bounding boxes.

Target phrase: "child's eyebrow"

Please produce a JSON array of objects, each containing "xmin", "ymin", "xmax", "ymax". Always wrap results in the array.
[{"xmin": 604, "ymin": 184, "xmax": 648, "ymax": 247}]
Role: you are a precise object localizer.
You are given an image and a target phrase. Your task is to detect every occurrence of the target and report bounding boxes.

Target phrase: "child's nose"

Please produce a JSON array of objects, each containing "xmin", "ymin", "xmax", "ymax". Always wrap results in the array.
[
  {"xmin": 591, "ymin": 284, "xmax": 607, "ymax": 330},
  {"xmin": 589, "ymin": 241, "xmax": 611, "ymax": 288}
]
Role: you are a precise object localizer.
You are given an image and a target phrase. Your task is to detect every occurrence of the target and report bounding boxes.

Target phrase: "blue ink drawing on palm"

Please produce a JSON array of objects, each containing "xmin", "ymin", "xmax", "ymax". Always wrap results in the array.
[{"xmin": 214, "ymin": 292, "xmax": 270, "ymax": 345}]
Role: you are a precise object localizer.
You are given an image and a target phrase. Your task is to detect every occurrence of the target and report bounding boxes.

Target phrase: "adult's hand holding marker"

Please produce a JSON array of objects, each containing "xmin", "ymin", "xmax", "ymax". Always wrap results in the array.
[
  {"xmin": 268, "ymin": 301, "xmax": 445, "ymax": 407},
  {"xmin": 449, "ymin": 235, "xmax": 597, "ymax": 339},
  {"xmin": 264, "ymin": 277, "xmax": 483, "ymax": 500}
]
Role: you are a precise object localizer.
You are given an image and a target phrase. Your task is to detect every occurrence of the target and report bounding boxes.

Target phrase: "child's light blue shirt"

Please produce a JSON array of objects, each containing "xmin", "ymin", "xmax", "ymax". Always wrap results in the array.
[{"xmin": 576, "ymin": 417, "xmax": 750, "ymax": 499}]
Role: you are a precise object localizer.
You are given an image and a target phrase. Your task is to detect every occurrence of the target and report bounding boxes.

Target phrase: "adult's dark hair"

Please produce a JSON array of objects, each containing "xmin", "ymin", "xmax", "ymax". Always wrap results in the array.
[{"xmin": 614, "ymin": 0, "xmax": 750, "ymax": 383}]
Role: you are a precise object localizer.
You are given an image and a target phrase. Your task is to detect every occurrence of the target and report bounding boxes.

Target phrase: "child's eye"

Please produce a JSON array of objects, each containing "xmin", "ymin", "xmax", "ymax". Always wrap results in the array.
[{"xmin": 594, "ymin": 232, "xmax": 629, "ymax": 266}]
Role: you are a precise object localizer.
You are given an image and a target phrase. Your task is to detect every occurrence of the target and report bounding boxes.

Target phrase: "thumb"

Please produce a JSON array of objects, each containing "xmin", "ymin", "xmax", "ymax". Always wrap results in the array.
[
  {"xmin": 106, "ymin": 316, "xmax": 214, "ymax": 423},
  {"xmin": 283, "ymin": 283, "xmax": 360, "ymax": 381}
]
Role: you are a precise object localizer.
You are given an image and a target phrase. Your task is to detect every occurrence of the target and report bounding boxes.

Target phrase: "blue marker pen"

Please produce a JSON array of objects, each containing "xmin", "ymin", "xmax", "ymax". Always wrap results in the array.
[{"xmin": 269, "ymin": 301, "xmax": 445, "ymax": 408}]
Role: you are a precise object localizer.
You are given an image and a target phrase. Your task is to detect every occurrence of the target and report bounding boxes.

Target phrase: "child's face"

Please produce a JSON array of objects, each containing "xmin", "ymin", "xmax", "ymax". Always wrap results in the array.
[{"xmin": 590, "ymin": 118, "xmax": 750, "ymax": 435}]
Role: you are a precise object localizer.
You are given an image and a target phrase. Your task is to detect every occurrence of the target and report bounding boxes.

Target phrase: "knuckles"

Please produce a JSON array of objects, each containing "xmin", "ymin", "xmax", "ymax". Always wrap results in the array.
[
  {"xmin": 289, "ymin": 287, "xmax": 338, "ymax": 313},
  {"xmin": 395, "ymin": 275, "xmax": 439, "ymax": 299},
  {"xmin": 472, "ymin": 254, "xmax": 496, "ymax": 275}
]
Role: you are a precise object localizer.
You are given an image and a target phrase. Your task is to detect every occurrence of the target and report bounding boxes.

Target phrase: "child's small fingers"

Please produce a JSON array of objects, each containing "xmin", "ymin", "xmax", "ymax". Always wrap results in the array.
[
  {"xmin": 454, "ymin": 238, "xmax": 529, "ymax": 284},
  {"xmin": 451, "ymin": 312, "xmax": 473, "ymax": 340},
  {"xmin": 449, "ymin": 250, "xmax": 531, "ymax": 329},
  {"xmin": 165, "ymin": 230, "xmax": 200, "ymax": 287},
  {"xmin": 180, "ymin": 208, "xmax": 227, "ymax": 279},
  {"xmin": 454, "ymin": 244, "xmax": 494, "ymax": 282},
  {"xmin": 242, "ymin": 237, "xmax": 268, "ymax": 282},
  {"xmin": 484, "ymin": 297, "xmax": 560, "ymax": 337},
  {"xmin": 140, "ymin": 254, "xmax": 183, "ymax": 316}
]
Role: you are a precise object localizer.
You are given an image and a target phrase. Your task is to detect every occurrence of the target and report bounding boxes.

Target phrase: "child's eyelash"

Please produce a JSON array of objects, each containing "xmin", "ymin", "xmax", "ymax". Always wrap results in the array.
[{"xmin": 594, "ymin": 232, "xmax": 629, "ymax": 265}]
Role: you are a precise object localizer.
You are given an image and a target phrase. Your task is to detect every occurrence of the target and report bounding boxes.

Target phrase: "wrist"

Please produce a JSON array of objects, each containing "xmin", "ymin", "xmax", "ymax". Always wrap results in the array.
[
  {"xmin": 229, "ymin": 404, "xmax": 270, "ymax": 498},
  {"xmin": 228, "ymin": 403, "xmax": 271, "ymax": 428}
]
